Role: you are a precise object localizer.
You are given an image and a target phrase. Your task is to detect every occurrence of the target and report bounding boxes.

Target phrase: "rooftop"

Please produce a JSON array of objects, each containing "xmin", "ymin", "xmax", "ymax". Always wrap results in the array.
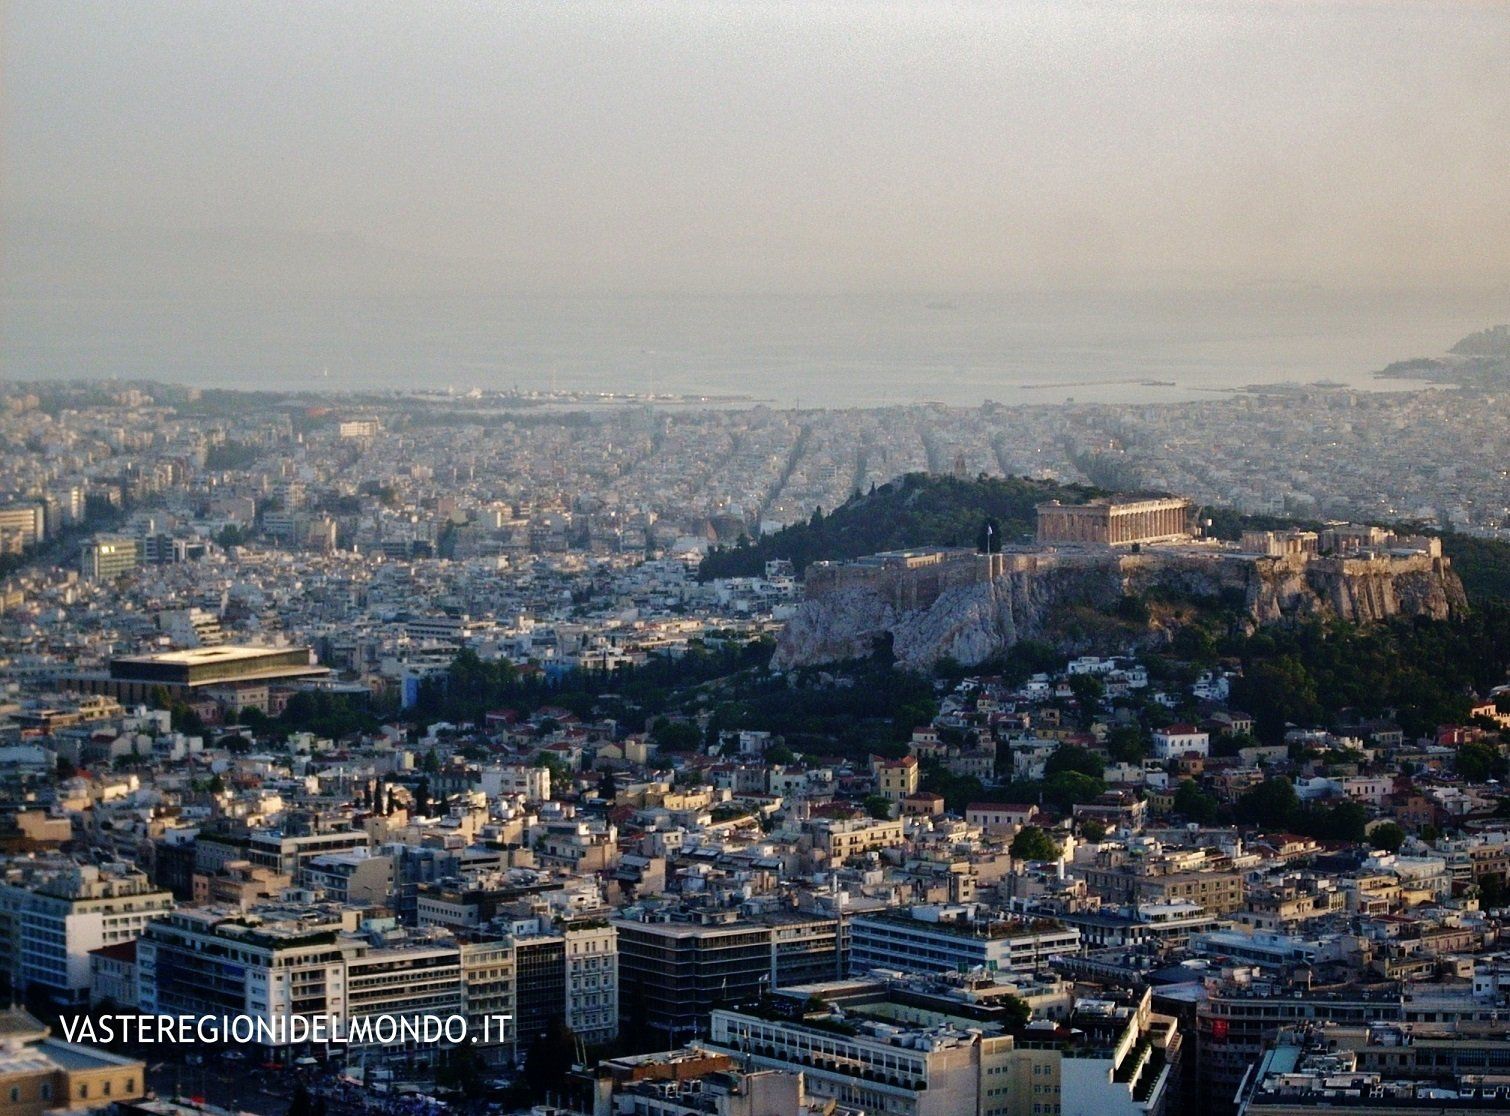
[{"xmin": 113, "ymin": 646, "xmax": 306, "ymax": 666}]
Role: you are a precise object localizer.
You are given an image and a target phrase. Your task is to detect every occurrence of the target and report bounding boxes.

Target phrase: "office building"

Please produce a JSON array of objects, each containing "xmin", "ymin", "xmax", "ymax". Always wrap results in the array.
[
  {"xmin": 615, "ymin": 912, "xmax": 844, "ymax": 1047},
  {"xmin": 706, "ymin": 980, "xmax": 1180, "ymax": 1116},
  {"xmin": 1236, "ymin": 1023, "xmax": 1510, "ymax": 1116},
  {"xmin": 848, "ymin": 906, "xmax": 1079, "ymax": 979},
  {"xmin": 1, "ymin": 865, "xmax": 173, "ymax": 1007},
  {"xmin": 79, "ymin": 536, "xmax": 141, "ymax": 581},
  {"xmin": 0, "ymin": 503, "xmax": 45, "ymax": 552}
]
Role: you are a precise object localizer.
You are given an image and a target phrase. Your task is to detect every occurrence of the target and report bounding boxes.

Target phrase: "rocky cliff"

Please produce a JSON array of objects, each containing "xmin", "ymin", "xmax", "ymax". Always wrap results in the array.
[{"xmin": 773, "ymin": 549, "xmax": 1468, "ymax": 671}]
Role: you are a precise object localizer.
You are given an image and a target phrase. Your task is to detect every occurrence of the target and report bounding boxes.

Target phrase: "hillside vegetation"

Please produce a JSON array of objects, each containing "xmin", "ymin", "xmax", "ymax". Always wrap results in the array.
[
  {"xmin": 698, "ymin": 473, "xmax": 1105, "ymax": 580},
  {"xmin": 1440, "ymin": 534, "xmax": 1510, "ymax": 604}
]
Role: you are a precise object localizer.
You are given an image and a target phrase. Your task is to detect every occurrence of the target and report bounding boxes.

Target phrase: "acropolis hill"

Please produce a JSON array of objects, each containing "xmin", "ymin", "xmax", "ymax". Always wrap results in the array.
[{"xmin": 774, "ymin": 499, "xmax": 1468, "ymax": 670}]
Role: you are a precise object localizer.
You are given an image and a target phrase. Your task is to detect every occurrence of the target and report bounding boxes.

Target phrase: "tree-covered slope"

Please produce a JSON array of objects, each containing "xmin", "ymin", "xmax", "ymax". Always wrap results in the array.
[
  {"xmin": 1440, "ymin": 534, "xmax": 1510, "ymax": 604},
  {"xmin": 697, "ymin": 473, "xmax": 1106, "ymax": 580}
]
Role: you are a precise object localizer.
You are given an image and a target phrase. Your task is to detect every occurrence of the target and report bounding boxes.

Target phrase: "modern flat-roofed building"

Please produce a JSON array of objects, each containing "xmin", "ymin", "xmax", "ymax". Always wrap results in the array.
[
  {"xmin": 79, "ymin": 536, "xmax": 141, "ymax": 580},
  {"xmin": 1237, "ymin": 1023, "xmax": 1510, "ymax": 1116},
  {"xmin": 65, "ymin": 645, "xmax": 329, "ymax": 706},
  {"xmin": 1036, "ymin": 498, "xmax": 1193, "ymax": 547},
  {"xmin": 1, "ymin": 865, "xmax": 173, "ymax": 1007},
  {"xmin": 849, "ymin": 905, "xmax": 1079, "ymax": 979},
  {"xmin": 298, "ymin": 851, "xmax": 393, "ymax": 906},
  {"xmin": 706, "ymin": 980, "xmax": 1180, "ymax": 1116},
  {"xmin": 0, "ymin": 503, "xmax": 46, "ymax": 552},
  {"xmin": 344, "ymin": 939, "xmax": 464, "ymax": 1063},
  {"xmin": 615, "ymin": 912, "xmax": 844, "ymax": 1047}
]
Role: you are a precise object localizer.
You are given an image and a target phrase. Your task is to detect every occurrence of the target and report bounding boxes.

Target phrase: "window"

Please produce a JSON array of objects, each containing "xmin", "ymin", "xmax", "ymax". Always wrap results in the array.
[{"xmin": 9, "ymin": 1086, "xmax": 20, "ymax": 1104}]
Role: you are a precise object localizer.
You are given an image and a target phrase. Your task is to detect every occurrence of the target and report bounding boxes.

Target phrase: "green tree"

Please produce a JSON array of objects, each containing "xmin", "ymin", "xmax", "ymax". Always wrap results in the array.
[
  {"xmin": 1236, "ymin": 778, "xmax": 1300, "ymax": 830},
  {"xmin": 998, "ymin": 993, "xmax": 1031, "ymax": 1030},
  {"xmin": 1045, "ymin": 746, "xmax": 1104, "ymax": 779},
  {"xmin": 1212, "ymin": 731, "xmax": 1258, "ymax": 759},
  {"xmin": 170, "ymin": 702, "xmax": 205, "ymax": 735},
  {"xmin": 1233, "ymin": 656, "xmax": 1322, "ymax": 744},
  {"xmin": 238, "ymin": 706, "xmax": 272, "ymax": 733},
  {"xmin": 1067, "ymin": 673, "xmax": 1105, "ymax": 708},
  {"xmin": 1457, "ymin": 741, "xmax": 1508, "ymax": 782},
  {"xmin": 1106, "ymin": 726, "xmax": 1148, "ymax": 763},
  {"xmin": 1299, "ymin": 798, "xmax": 1367, "ymax": 842},
  {"xmin": 863, "ymin": 794, "xmax": 894, "ymax": 820},
  {"xmin": 1042, "ymin": 770, "xmax": 1104, "ymax": 811},
  {"xmin": 597, "ymin": 768, "xmax": 618, "ymax": 801},
  {"xmin": 650, "ymin": 717, "xmax": 702, "ymax": 753},
  {"xmin": 766, "ymin": 742, "xmax": 796, "ymax": 765},
  {"xmin": 1479, "ymin": 873, "xmax": 1508, "ymax": 909},
  {"xmin": 1173, "ymin": 779, "xmax": 1219, "ymax": 824},
  {"xmin": 1369, "ymin": 822, "xmax": 1406, "ymax": 854},
  {"xmin": 436, "ymin": 1034, "xmax": 488, "ymax": 1100},
  {"xmin": 1010, "ymin": 826, "xmax": 1062, "ymax": 862},
  {"xmin": 1079, "ymin": 819, "xmax": 1107, "ymax": 842},
  {"xmin": 920, "ymin": 759, "xmax": 985, "ymax": 815}
]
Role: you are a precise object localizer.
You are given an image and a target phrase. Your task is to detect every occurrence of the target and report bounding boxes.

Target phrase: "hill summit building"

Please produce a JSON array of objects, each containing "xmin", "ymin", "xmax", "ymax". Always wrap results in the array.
[{"xmin": 1035, "ymin": 497, "xmax": 1193, "ymax": 547}]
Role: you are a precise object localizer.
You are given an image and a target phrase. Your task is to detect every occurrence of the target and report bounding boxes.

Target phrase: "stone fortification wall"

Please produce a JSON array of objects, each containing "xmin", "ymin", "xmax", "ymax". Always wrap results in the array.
[{"xmin": 776, "ymin": 546, "xmax": 1466, "ymax": 670}]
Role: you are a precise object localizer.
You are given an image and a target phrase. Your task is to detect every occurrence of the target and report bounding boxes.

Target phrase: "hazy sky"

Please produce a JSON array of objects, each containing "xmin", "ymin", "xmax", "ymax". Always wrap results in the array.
[{"xmin": 4, "ymin": 0, "xmax": 1509, "ymax": 295}]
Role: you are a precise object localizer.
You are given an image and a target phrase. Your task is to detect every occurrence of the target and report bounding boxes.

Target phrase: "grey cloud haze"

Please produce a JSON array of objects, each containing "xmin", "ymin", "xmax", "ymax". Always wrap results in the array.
[{"xmin": 4, "ymin": 0, "xmax": 1508, "ymax": 295}]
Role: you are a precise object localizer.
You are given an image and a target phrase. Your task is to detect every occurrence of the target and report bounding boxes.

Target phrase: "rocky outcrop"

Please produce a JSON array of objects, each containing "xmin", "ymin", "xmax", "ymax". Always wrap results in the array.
[
  {"xmin": 1245, "ymin": 553, "xmax": 1464, "ymax": 625},
  {"xmin": 774, "ymin": 549, "xmax": 1467, "ymax": 670}
]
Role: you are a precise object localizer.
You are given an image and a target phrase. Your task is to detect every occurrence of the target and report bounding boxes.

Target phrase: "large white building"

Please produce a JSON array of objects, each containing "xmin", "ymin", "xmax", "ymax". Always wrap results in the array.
[
  {"xmin": 1151, "ymin": 725, "xmax": 1209, "ymax": 760},
  {"xmin": 1, "ymin": 865, "xmax": 173, "ymax": 1007},
  {"xmin": 706, "ymin": 981, "xmax": 1179, "ymax": 1116},
  {"xmin": 479, "ymin": 764, "xmax": 552, "ymax": 802},
  {"xmin": 134, "ymin": 904, "xmax": 617, "ymax": 1062},
  {"xmin": 849, "ymin": 906, "xmax": 1080, "ymax": 979}
]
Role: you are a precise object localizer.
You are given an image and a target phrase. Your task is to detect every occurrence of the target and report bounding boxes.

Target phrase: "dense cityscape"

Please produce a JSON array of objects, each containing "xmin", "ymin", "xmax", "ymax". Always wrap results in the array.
[
  {"xmin": 6, "ymin": 2, "xmax": 1510, "ymax": 1116},
  {"xmin": 1, "ymin": 365, "xmax": 1509, "ymax": 1116}
]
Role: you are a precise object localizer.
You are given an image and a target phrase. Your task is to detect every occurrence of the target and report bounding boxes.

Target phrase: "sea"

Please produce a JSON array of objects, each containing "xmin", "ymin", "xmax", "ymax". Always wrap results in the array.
[{"xmin": 2, "ymin": 288, "xmax": 1504, "ymax": 409}]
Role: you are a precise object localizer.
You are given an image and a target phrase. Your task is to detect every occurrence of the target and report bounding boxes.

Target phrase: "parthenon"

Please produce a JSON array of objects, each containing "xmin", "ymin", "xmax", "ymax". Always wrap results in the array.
[{"xmin": 1035, "ymin": 497, "xmax": 1193, "ymax": 546}]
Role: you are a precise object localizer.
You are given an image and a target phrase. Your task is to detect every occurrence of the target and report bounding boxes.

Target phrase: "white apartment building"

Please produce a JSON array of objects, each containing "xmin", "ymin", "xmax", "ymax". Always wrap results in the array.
[
  {"xmin": 849, "ymin": 906, "xmax": 1080, "ymax": 979},
  {"xmin": 479, "ymin": 764, "xmax": 551, "ymax": 801},
  {"xmin": 2, "ymin": 866, "xmax": 173, "ymax": 1006},
  {"xmin": 709, "ymin": 1005, "xmax": 1008, "ymax": 1116},
  {"xmin": 564, "ymin": 921, "xmax": 619, "ymax": 1045}
]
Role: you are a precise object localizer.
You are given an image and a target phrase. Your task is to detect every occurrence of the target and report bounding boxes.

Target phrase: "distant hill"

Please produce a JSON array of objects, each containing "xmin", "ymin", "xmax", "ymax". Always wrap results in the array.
[
  {"xmin": 1377, "ymin": 324, "xmax": 1510, "ymax": 386},
  {"xmin": 697, "ymin": 473, "xmax": 1105, "ymax": 580},
  {"xmin": 1449, "ymin": 324, "xmax": 1510, "ymax": 358}
]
